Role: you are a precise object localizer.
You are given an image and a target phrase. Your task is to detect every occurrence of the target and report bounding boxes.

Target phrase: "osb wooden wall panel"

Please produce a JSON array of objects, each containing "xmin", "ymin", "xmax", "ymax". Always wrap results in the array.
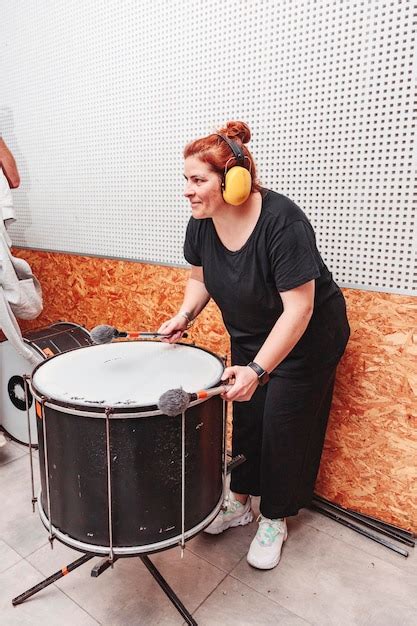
[{"xmin": 10, "ymin": 248, "xmax": 417, "ymax": 532}]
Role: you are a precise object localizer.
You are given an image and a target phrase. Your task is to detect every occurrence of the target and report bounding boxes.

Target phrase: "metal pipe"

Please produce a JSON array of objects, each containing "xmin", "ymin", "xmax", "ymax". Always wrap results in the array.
[
  {"xmin": 313, "ymin": 494, "xmax": 415, "ymax": 544},
  {"xmin": 344, "ymin": 507, "xmax": 415, "ymax": 540},
  {"xmin": 310, "ymin": 503, "xmax": 409, "ymax": 557}
]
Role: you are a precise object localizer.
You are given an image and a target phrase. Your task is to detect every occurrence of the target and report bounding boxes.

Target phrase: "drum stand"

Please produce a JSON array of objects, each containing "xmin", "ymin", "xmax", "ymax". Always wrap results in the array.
[
  {"xmin": 14, "ymin": 378, "xmax": 245, "ymax": 626},
  {"xmin": 12, "ymin": 552, "xmax": 198, "ymax": 625},
  {"xmin": 12, "ymin": 449, "xmax": 245, "ymax": 625}
]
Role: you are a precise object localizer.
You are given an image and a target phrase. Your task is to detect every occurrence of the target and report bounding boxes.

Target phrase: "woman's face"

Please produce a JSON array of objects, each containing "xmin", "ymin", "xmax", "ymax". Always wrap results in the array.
[{"xmin": 183, "ymin": 156, "xmax": 224, "ymax": 219}]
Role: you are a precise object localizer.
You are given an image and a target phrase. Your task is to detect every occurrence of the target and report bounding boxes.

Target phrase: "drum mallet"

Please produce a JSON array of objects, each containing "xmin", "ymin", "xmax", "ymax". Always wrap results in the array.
[
  {"xmin": 158, "ymin": 383, "xmax": 231, "ymax": 417},
  {"xmin": 90, "ymin": 324, "xmax": 188, "ymax": 344}
]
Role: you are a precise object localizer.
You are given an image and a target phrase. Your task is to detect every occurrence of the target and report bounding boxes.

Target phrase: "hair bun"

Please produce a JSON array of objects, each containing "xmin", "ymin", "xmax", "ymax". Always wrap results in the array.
[{"xmin": 218, "ymin": 120, "xmax": 251, "ymax": 144}]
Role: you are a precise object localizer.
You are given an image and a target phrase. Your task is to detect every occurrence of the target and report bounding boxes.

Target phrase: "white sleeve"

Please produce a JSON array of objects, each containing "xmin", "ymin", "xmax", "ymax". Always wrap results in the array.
[
  {"xmin": 0, "ymin": 289, "xmax": 42, "ymax": 366},
  {"xmin": 0, "ymin": 169, "xmax": 16, "ymax": 224}
]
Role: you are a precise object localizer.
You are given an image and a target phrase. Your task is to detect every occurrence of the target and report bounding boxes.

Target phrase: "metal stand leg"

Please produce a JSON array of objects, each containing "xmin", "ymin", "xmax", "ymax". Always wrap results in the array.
[
  {"xmin": 12, "ymin": 554, "xmax": 93, "ymax": 605},
  {"xmin": 12, "ymin": 552, "xmax": 197, "ymax": 624},
  {"xmin": 140, "ymin": 555, "xmax": 197, "ymax": 626}
]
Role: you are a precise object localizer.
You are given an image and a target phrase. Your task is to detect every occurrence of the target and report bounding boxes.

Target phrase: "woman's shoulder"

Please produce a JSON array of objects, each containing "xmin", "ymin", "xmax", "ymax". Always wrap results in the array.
[
  {"xmin": 185, "ymin": 216, "xmax": 212, "ymax": 243},
  {"xmin": 262, "ymin": 189, "xmax": 311, "ymax": 228},
  {"xmin": 186, "ymin": 215, "xmax": 211, "ymax": 231}
]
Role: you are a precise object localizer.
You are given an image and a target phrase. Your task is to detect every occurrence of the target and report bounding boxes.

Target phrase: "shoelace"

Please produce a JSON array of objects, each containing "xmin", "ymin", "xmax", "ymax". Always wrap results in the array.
[
  {"xmin": 223, "ymin": 497, "xmax": 244, "ymax": 515},
  {"xmin": 256, "ymin": 515, "xmax": 285, "ymax": 546}
]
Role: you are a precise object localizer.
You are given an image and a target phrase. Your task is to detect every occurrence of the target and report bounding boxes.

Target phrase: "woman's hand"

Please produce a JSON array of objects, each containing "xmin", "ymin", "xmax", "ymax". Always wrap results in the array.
[
  {"xmin": 157, "ymin": 314, "xmax": 189, "ymax": 343},
  {"xmin": 220, "ymin": 365, "xmax": 259, "ymax": 402}
]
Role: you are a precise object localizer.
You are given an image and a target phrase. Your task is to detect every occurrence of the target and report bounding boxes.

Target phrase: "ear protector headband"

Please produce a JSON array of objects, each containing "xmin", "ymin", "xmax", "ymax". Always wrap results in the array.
[{"xmin": 216, "ymin": 134, "xmax": 252, "ymax": 206}]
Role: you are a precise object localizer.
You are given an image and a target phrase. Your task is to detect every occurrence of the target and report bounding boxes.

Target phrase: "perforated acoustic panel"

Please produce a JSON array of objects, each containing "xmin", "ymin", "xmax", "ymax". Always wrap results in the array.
[{"xmin": 1, "ymin": 0, "xmax": 416, "ymax": 293}]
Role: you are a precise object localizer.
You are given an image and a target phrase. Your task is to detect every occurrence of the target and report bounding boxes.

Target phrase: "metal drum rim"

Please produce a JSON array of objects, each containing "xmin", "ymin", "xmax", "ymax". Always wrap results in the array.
[
  {"xmin": 37, "ymin": 490, "xmax": 224, "ymax": 555},
  {"xmin": 30, "ymin": 392, "xmax": 218, "ymax": 418},
  {"xmin": 30, "ymin": 340, "xmax": 225, "ymax": 415}
]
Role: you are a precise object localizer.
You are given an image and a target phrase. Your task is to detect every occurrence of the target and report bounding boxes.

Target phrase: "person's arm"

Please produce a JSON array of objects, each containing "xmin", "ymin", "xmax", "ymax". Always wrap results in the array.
[
  {"xmin": 0, "ymin": 139, "xmax": 20, "ymax": 188},
  {"xmin": 158, "ymin": 265, "xmax": 211, "ymax": 342},
  {"xmin": 221, "ymin": 280, "xmax": 315, "ymax": 401}
]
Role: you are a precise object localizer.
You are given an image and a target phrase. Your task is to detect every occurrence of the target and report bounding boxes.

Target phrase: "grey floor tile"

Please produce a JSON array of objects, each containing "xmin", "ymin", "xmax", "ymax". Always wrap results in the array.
[
  {"xmin": 0, "ymin": 455, "xmax": 47, "ymax": 557},
  {"xmin": 151, "ymin": 546, "xmax": 227, "ymax": 610},
  {"xmin": 297, "ymin": 508, "xmax": 416, "ymax": 573},
  {"xmin": 0, "ymin": 559, "xmax": 98, "ymax": 625},
  {"xmin": 0, "ymin": 438, "xmax": 28, "ymax": 466},
  {"xmin": 3, "ymin": 456, "xmax": 416, "ymax": 625},
  {"xmin": 0, "ymin": 540, "xmax": 22, "ymax": 573},
  {"xmin": 357, "ymin": 604, "xmax": 417, "ymax": 626},
  {"xmin": 194, "ymin": 575, "xmax": 311, "ymax": 625},
  {"xmin": 231, "ymin": 521, "xmax": 417, "ymax": 626},
  {"xmin": 28, "ymin": 540, "xmax": 226, "ymax": 625},
  {"xmin": 186, "ymin": 494, "xmax": 264, "ymax": 574}
]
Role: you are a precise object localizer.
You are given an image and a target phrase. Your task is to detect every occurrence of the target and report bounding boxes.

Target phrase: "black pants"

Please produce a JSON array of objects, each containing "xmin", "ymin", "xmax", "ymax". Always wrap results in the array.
[{"xmin": 230, "ymin": 354, "xmax": 337, "ymax": 519}]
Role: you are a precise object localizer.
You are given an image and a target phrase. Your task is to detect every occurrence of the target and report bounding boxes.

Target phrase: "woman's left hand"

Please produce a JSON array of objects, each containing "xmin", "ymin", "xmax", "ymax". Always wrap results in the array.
[{"xmin": 220, "ymin": 365, "xmax": 259, "ymax": 402}]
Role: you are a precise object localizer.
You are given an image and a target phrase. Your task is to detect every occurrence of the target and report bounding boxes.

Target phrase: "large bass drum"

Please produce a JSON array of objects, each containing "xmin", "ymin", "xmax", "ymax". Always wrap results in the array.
[{"xmin": 31, "ymin": 341, "xmax": 225, "ymax": 556}]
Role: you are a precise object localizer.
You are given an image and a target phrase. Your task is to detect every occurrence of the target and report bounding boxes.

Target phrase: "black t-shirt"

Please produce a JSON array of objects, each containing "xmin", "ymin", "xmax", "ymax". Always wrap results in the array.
[{"xmin": 184, "ymin": 189, "xmax": 350, "ymax": 375}]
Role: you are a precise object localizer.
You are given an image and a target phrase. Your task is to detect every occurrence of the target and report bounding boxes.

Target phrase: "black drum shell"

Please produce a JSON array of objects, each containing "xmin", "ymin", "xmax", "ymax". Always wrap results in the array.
[{"xmin": 36, "ymin": 397, "xmax": 223, "ymax": 550}]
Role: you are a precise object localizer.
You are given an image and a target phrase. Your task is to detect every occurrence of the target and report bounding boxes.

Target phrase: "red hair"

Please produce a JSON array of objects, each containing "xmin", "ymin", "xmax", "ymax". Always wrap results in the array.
[{"xmin": 183, "ymin": 121, "xmax": 262, "ymax": 193}]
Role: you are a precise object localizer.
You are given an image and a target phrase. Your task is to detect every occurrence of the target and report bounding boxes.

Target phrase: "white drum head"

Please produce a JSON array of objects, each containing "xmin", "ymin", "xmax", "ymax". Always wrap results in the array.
[{"xmin": 32, "ymin": 342, "xmax": 224, "ymax": 409}]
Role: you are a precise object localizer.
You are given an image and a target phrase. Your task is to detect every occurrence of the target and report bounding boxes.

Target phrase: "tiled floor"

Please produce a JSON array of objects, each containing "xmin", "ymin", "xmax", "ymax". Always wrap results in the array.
[{"xmin": 1, "ymin": 436, "xmax": 416, "ymax": 626}]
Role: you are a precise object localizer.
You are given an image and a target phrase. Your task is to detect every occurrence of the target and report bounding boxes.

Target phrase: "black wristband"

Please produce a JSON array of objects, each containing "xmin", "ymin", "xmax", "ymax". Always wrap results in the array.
[{"xmin": 247, "ymin": 361, "xmax": 270, "ymax": 386}]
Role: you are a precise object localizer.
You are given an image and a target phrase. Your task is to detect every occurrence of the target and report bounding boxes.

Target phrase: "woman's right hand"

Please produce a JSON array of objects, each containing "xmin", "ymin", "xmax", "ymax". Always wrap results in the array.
[{"xmin": 158, "ymin": 314, "xmax": 189, "ymax": 343}]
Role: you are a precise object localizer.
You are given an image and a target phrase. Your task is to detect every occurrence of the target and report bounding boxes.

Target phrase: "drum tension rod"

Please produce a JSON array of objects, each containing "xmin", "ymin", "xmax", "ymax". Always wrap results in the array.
[
  {"xmin": 23, "ymin": 375, "xmax": 37, "ymax": 512},
  {"xmin": 40, "ymin": 395, "xmax": 55, "ymax": 549},
  {"xmin": 105, "ymin": 407, "xmax": 115, "ymax": 565}
]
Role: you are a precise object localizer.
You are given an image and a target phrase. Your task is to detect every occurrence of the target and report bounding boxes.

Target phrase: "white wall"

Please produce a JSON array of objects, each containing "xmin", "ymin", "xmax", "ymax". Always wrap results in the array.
[{"xmin": 1, "ymin": 0, "xmax": 415, "ymax": 293}]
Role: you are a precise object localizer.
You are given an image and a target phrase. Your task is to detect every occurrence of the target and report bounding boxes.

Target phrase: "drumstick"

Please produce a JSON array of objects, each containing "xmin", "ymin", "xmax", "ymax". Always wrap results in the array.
[
  {"xmin": 90, "ymin": 324, "xmax": 188, "ymax": 345},
  {"xmin": 158, "ymin": 382, "xmax": 231, "ymax": 417}
]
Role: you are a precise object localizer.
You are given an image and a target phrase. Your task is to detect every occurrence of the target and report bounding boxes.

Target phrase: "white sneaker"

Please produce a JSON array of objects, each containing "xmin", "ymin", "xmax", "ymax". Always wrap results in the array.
[
  {"xmin": 204, "ymin": 493, "xmax": 253, "ymax": 535},
  {"xmin": 247, "ymin": 515, "xmax": 288, "ymax": 569}
]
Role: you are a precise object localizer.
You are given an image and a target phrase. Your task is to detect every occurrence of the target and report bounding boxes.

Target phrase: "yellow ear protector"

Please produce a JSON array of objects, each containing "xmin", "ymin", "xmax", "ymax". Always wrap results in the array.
[{"xmin": 217, "ymin": 134, "xmax": 252, "ymax": 206}]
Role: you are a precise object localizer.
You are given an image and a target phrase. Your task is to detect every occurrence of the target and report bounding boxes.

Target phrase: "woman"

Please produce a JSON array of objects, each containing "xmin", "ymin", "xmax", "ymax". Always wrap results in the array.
[{"xmin": 158, "ymin": 121, "xmax": 350, "ymax": 570}]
